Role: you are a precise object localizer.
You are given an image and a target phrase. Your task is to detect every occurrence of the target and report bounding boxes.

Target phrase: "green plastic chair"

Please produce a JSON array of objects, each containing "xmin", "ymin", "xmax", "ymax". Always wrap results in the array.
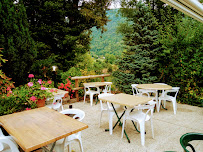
[{"xmin": 180, "ymin": 132, "xmax": 203, "ymax": 152}]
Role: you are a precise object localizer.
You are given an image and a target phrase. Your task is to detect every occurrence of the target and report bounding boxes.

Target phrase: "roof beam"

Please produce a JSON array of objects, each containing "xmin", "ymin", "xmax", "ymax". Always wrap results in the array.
[{"xmin": 161, "ymin": 0, "xmax": 203, "ymax": 23}]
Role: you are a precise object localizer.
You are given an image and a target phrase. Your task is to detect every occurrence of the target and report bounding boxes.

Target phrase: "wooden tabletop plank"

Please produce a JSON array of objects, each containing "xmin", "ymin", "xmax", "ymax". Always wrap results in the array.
[
  {"xmin": 71, "ymin": 74, "xmax": 110, "ymax": 80},
  {"xmin": 0, "ymin": 107, "xmax": 88, "ymax": 152},
  {"xmin": 83, "ymin": 82, "xmax": 112, "ymax": 87},
  {"xmin": 136, "ymin": 84, "xmax": 172, "ymax": 90},
  {"xmin": 99, "ymin": 93, "xmax": 152, "ymax": 107}
]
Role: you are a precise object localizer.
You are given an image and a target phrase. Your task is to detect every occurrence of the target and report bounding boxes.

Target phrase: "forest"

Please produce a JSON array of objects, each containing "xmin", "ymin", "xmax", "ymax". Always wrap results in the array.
[
  {"xmin": 0, "ymin": 0, "xmax": 202, "ymax": 115},
  {"xmin": 90, "ymin": 9, "xmax": 125, "ymax": 57}
]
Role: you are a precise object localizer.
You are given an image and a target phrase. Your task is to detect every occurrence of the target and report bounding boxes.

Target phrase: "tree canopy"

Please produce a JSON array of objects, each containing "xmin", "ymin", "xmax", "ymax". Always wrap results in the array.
[
  {"xmin": 0, "ymin": 0, "xmax": 113, "ymax": 85},
  {"xmin": 113, "ymin": 0, "xmax": 160, "ymax": 93}
]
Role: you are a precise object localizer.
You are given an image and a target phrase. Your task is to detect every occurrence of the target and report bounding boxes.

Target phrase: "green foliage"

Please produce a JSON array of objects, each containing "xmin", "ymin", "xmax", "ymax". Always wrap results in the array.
[
  {"xmin": 0, "ymin": 70, "xmax": 15, "ymax": 95},
  {"xmin": 0, "ymin": 50, "xmax": 15, "ymax": 95},
  {"xmin": 90, "ymin": 9, "xmax": 125, "ymax": 57},
  {"xmin": 0, "ymin": 95, "xmax": 36, "ymax": 116},
  {"xmin": 0, "ymin": 74, "xmax": 55, "ymax": 116},
  {"xmin": 113, "ymin": 1, "xmax": 160, "ymax": 93},
  {"xmin": 158, "ymin": 17, "xmax": 203, "ymax": 106},
  {"xmin": 105, "ymin": 53, "xmax": 116, "ymax": 64},
  {"xmin": 23, "ymin": 0, "xmax": 112, "ymax": 74},
  {"xmin": 0, "ymin": 0, "xmax": 37, "ymax": 86}
]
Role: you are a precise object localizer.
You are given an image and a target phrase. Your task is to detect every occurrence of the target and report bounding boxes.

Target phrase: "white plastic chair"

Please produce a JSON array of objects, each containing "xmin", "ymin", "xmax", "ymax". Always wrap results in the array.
[
  {"xmin": 54, "ymin": 109, "xmax": 85, "ymax": 152},
  {"xmin": 158, "ymin": 87, "xmax": 180, "ymax": 114},
  {"xmin": 98, "ymin": 93, "xmax": 124, "ymax": 135},
  {"xmin": 84, "ymin": 85, "xmax": 100, "ymax": 106},
  {"xmin": 121, "ymin": 100, "xmax": 156, "ymax": 146},
  {"xmin": 0, "ymin": 128, "xmax": 19, "ymax": 152},
  {"xmin": 131, "ymin": 84, "xmax": 140, "ymax": 95},
  {"xmin": 131, "ymin": 84, "xmax": 152, "ymax": 98},
  {"xmin": 102, "ymin": 83, "xmax": 111, "ymax": 93},
  {"xmin": 46, "ymin": 94, "xmax": 64, "ymax": 112}
]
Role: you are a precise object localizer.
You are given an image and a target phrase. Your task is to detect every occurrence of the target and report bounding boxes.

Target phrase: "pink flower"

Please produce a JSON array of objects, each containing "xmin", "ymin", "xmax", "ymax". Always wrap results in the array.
[
  {"xmin": 50, "ymin": 89, "xmax": 57, "ymax": 93},
  {"xmin": 41, "ymin": 86, "xmax": 46, "ymax": 90},
  {"xmin": 30, "ymin": 96, "xmax": 37, "ymax": 101},
  {"xmin": 28, "ymin": 74, "xmax": 34, "ymax": 78},
  {"xmin": 47, "ymin": 80, "xmax": 52, "ymax": 84},
  {"xmin": 26, "ymin": 108, "xmax": 31, "ymax": 110},
  {"xmin": 38, "ymin": 79, "xmax": 42, "ymax": 84},
  {"xmin": 72, "ymin": 90, "xmax": 75, "ymax": 93},
  {"xmin": 6, "ymin": 87, "xmax": 11, "ymax": 91},
  {"xmin": 28, "ymin": 82, "xmax": 33, "ymax": 87},
  {"xmin": 69, "ymin": 76, "xmax": 71, "ymax": 78}
]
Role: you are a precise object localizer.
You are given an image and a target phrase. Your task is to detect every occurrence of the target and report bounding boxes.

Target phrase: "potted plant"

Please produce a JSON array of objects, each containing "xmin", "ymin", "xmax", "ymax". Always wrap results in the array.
[{"xmin": 13, "ymin": 74, "xmax": 54, "ymax": 107}]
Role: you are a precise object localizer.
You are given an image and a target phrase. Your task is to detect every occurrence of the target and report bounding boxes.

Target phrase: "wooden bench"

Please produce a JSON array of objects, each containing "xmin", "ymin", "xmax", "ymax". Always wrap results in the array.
[{"xmin": 71, "ymin": 74, "xmax": 110, "ymax": 102}]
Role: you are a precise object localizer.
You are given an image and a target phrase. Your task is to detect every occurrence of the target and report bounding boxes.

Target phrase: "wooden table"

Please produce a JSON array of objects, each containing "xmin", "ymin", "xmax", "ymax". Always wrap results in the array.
[
  {"xmin": 99, "ymin": 93, "xmax": 152, "ymax": 143},
  {"xmin": 136, "ymin": 84, "xmax": 172, "ymax": 111},
  {"xmin": 0, "ymin": 107, "xmax": 88, "ymax": 152}
]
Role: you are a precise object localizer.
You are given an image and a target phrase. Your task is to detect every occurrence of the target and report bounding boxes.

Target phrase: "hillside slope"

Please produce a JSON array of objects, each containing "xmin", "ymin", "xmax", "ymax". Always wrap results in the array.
[{"xmin": 90, "ymin": 9, "xmax": 125, "ymax": 57}]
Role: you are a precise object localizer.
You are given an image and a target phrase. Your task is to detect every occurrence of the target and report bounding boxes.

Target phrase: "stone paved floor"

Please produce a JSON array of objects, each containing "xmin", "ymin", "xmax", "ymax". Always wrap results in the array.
[{"xmin": 62, "ymin": 99, "xmax": 203, "ymax": 152}]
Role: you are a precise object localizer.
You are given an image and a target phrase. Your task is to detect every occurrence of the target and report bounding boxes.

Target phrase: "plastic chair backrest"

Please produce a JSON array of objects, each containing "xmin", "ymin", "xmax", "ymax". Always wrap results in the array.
[
  {"xmin": 131, "ymin": 84, "xmax": 139, "ymax": 95},
  {"xmin": 0, "ymin": 128, "xmax": 19, "ymax": 152},
  {"xmin": 84, "ymin": 85, "xmax": 100, "ymax": 94},
  {"xmin": 98, "ymin": 93, "xmax": 114, "ymax": 110},
  {"xmin": 103, "ymin": 84, "xmax": 111, "ymax": 93},
  {"xmin": 138, "ymin": 89, "xmax": 156, "ymax": 98},
  {"xmin": 60, "ymin": 109, "xmax": 85, "ymax": 122},
  {"xmin": 131, "ymin": 101, "xmax": 156, "ymax": 120},
  {"xmin": 180, "ymin": 132, "xmax": 203, "ymax": 152},
  {"xmin": 0, "ymin": 136, "xmax": 20, "ymax": 152},
  {"xmin": 165, "ymin": 87, "xmax": 180, "ymax": 98}
]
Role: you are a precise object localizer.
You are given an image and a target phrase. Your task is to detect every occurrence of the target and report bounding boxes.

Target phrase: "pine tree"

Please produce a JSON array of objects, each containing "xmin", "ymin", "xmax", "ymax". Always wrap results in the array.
[
  {"xmin": 113, "ymin": 0, "xmax": 160, "ymax": 93},
  {"xmin": 0, "ymin": 0, "xmax": 37, "ymax": 86}
]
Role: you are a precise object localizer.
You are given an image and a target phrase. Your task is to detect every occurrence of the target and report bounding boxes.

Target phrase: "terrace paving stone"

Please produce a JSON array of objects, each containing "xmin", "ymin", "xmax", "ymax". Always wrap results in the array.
[{"xmin": 62, "ymin": 99, "xmax": 203, "ymax": 152}]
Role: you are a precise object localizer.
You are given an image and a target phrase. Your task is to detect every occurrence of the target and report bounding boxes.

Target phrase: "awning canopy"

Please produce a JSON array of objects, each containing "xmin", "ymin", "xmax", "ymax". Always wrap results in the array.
[{"xmin": 160, "ymin": 0, "xmax": 203, "ymax": 23}]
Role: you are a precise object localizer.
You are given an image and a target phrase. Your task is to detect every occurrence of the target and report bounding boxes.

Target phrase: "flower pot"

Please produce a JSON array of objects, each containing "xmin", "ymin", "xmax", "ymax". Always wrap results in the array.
[{"xmin": 37, "ymin": 98, "xmax": 46, "ymax": 108}]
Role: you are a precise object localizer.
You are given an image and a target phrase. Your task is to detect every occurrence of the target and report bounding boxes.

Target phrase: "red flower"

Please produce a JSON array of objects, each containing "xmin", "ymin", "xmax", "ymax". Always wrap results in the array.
[
  {"xmin": 28, "ymin": 74, "xmax": 34, "ymax": 78},
  {"xmin": 26, "ymin": 108, "xmax": 31, "ymax": 110},
  {"xmin": 50, "ymin": 89, "xmax": 57, "ymax": 93},
  {"xmin": 47, "ymin": 80, "xmax": 52, "ymax": 84},
  {"xmin": 30, "ymin": 96, "xmax": 37, "ymax": 101}
]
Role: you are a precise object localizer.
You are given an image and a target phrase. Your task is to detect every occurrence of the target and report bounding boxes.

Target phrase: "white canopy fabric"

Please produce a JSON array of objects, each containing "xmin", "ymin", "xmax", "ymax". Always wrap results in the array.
[{"xmin": 161, "ymin": 0, "xmax": 203, "ymax": 23}]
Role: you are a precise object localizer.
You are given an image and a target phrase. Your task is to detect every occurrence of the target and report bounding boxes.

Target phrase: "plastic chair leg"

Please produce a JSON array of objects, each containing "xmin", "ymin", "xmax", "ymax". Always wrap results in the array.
[
  {"xmin": 83, "ymin": 94, "xmax": 86, "ymax": 104},
  {"xmin": 99, "ymin": 110, "xmax": 104, "ymax": 127},
  {"xmin": 172, "ymin": 99, "xmax": 177, "ymax": 114},
  {"xmin": 90, "ymin": 94, "xmax": 94, "ymax": 106},
  {"xmin": 151, "ymin": 119, "xmax": 154, "ymax": 138},
  {"xmin": 108, "ymin": 112, "xmax": 114, "ymax": 135},
  {"xmin": 67, "ymin": 144, "xmax": 71, "ymax": 152},
  {"xmin": 140, "ymin": 122, "xmax": 145, "ymax": 146},
  {"xmin": 78, "ymin": 137, "xmax": 84, "ymax": 152},
  {"xmin": 54, "ymin": 142, "xmax": 65, "ymax": 152},
  {"xmin": 121, "ymin": 118, "xmax": 126, "ymax": 138}
]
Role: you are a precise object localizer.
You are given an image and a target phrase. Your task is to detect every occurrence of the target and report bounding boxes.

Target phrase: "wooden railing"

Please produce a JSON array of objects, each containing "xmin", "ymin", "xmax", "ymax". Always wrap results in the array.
[{"xmin": 71, "ymin": 74, "xmax": 110, "ymax": 102}]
